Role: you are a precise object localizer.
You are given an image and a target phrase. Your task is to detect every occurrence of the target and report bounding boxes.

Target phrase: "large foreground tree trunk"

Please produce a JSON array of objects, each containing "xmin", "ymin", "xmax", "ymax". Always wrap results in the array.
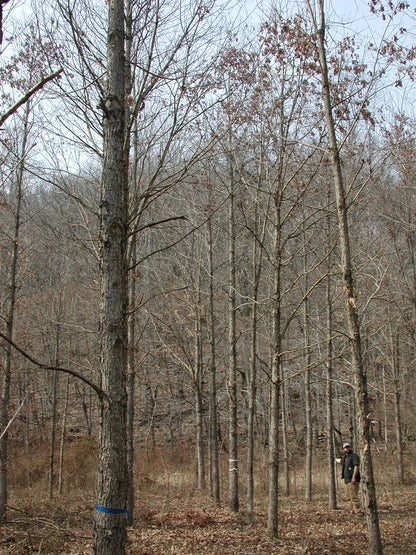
[
  {"xmin": 308, "ymin": 2, "xmax": 383, "ymax": 553},
  {"xmin": 93, "ymin": 0, "xmax": 129, "ymax": 552}
]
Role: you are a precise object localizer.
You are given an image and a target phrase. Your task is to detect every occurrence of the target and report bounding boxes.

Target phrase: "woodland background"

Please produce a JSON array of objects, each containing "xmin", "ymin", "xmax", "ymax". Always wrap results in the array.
[{"xmin": 1, "ymin": 0, "xmax": 416, "ymax": 553}]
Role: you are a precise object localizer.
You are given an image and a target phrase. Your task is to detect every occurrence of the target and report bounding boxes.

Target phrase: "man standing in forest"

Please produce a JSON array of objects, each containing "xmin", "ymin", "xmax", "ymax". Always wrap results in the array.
[{"xmin": 336, "ymin": 443, "xmax": 361, "ymax": 514}]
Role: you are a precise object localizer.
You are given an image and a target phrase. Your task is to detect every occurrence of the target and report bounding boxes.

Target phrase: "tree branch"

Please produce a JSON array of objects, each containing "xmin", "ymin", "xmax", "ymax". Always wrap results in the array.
[
  {"xmin": 0, "ymin": 68, "xmax": 63, "ymax": 128},
  {"xmin": 0, "ymin": 0, "xmax": 11, "ymax": 46},
  {"xmin": 128, "ymin": 215, "xmax": 187, "ymax": 238},
  {"xmin": 0, "ymin": 331, "xmax": 104, "ymax": 399}
]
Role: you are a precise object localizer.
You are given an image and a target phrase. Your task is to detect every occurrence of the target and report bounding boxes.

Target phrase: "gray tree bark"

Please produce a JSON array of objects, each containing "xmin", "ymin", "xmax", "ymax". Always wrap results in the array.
[
  {"xmin": 126, "ymin": 23, "xmax": 137, "ymax": 519},
  {"xmin": 392, "ymin": 331, "xmax": 404, "ymax": 484},
  {"xmin": 246, "ymin": 269, "xmax": 258, "ymax": 522},
  {"xmin": 227, "ymin": 157, "xmax": 239, "ymax": 513},
  {"xmin": 246, "ymin": 184, "xmax": 264, "ymax": 523},
  {"xmin": 281, "ymin": 376, "xmax": 290, "ymax": 496},
  {"xmin": 267, "ymin": 202, "xmax": 282, "ymax": 537},
  {"xmin": 207, "ymin": 188, "xmax": 220, "ymax": 504},
  {"xmin": 49, "ymin": 308, "xmax": 62, "ymax": 499},
  {"xmin": 325, "ymin": 213, "xmax": 337, "ymax": 510},
  {"xmin": 194, "ymin": 284, "xmax": 205, "ymax": 489},
  {"xmin": 93, "ymin": 0, "xmax": 129, "ymax": 552},
  {"xmin": 308, "ymin": 2, "xmax": 383, "ymax": 552},
  {"xmin": 126, "ymin": 233, "xmax": 136, "ymax": 525},
  {"xmin": 303, "ymin": 236, "xmax": 313, "ymax": 502},
  {"xmin": 58, "ymin": 375, "xmax": 70, "ymax": 495}
]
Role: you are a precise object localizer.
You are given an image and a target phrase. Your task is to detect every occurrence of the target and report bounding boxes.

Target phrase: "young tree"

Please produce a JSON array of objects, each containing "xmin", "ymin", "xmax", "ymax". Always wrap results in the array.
[
  {"xmin": 207, "ymin": 180, "xmax": 220, "ymax": 504},
  {"xmin": 324, "ymin": 206, "xmax": 337, "ymax": 510},
  {"xmin": 0, "ymin": 24, "xmax": 62, "ymax": 520},
  {"xmin": 227, "ymin": 150, "xmax": 239, "ymax": 513},
  {"xmin": 0, "ymin": 106, "xmax": 27, "ymax": 520},
  {"xmin": 306, "ymin": 1, "xmax": 382, "ymax": 552}
]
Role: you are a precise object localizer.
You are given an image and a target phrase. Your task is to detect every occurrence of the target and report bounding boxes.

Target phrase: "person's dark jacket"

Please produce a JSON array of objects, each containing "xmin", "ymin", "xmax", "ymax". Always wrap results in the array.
[{"xmin": 341, "ymin": 452, "xmax": 360, "ymax": 484}]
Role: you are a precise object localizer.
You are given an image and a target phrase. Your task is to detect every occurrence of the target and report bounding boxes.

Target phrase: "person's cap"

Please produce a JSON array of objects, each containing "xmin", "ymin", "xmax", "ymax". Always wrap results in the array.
[{"xmin": 343, "ymin": 443, "xmax": 351, "ymax": 448}]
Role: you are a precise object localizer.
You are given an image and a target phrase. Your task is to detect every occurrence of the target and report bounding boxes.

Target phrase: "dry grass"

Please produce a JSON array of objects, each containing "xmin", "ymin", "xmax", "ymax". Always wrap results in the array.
[{"xmin": 1, "ymin": 440, "xmax": 416, "ymax": 553}]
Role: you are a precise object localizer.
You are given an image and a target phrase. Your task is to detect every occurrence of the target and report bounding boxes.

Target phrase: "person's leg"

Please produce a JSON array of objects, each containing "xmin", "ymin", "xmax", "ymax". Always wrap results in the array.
[
  {"xmin": 350, "ymin": 482, "xmax": 361, "ymax": 514},
  {"xmin": 345, "ymin": 482, "xmax": 352, "ymax": 510}
]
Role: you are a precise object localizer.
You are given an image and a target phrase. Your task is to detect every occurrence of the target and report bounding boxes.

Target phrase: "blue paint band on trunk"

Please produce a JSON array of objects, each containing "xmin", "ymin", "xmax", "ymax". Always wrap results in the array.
[{"xmin": 96, "ymin": 505, "xmax": 131, "ymax": 520}]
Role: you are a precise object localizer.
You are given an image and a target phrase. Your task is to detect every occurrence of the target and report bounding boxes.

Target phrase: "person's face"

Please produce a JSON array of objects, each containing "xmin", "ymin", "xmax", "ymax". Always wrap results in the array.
[{"xmin": 344, "ymin": 446, "xmax": 351, "ymax": 453}]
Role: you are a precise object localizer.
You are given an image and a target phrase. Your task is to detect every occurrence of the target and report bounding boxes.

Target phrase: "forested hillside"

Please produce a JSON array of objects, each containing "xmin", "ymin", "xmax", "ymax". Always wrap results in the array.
[{"xmin": 1, "ymin": 0, "xmax": 416, "ymax": 553}]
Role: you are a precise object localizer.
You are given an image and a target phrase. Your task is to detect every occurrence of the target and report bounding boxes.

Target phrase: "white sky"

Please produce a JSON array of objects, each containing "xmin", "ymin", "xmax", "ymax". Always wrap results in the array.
[
  {"xmin": 3, "ymin": 0, "xmax": 412, "ymax": 38},
  {"xmin": 3, "ymin": 0, "xmax": 415, "ymax": 110}
]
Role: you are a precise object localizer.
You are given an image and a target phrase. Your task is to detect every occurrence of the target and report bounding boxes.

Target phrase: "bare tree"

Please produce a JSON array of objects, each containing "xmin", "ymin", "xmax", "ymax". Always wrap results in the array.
[{"xmin": 306, "ymin": 1, "xmax": 382, "ymax": 552}]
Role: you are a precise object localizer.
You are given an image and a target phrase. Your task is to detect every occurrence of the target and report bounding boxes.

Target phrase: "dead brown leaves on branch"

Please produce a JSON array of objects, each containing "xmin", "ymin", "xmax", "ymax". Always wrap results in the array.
[
  {"xmin": 260, "ymin": 13, "xmax": 374, "ymax": 128},
  {"xmin": 368, "ymin": 0, "xmax": 416, "ymax": 86},
  {"xmin": 369, "ymin": 0, "xmax": 412, "ymax": 19}
]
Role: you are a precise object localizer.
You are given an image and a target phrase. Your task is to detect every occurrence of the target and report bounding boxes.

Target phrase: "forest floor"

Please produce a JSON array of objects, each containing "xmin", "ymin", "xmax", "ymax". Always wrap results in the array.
[
  {"xmin": 1, "ymin": 479, "xmax": 416, "ymax": 553},
  {"xmin": 1, "ymin": 443, "xmax": 416, "ymax": 553}
]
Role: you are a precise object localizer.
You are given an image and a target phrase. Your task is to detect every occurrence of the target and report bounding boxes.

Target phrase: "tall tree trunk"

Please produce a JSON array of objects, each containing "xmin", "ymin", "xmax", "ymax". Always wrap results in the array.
[
  {"xmin": 268, "ymin": 87, "xmax": 287, "ymax": 536},
  {"xmin": 58, "ymin": 375, "xmax": 70, "ymax": 495},
  {"xmin": 281, "ymin": 375, "xmax": 290, "ymax": 496},
  {"xmin": 227, "ymin": 158, "xmax": 238, "ymax": 513},
  {"xmin": 126, "ymin": 38, "xmax": 137, "ymax": 521},
  {"xmin": 393, "ymin": 332, "xmax": 404, "ymax": 484},
  {"xmin": 0, "ymin": 101, "xmax": 29, "ymax": 521},
  {"xmin": 325, "ymin": 213, "xmax": 337, "ymax": 510},
  {"xmin": 303, "ymin": 236, "xmax": 312, "ymax": 502},
  {"xmin": 207, "ymin": 201, "xmax": 220, "ymax": 504},
  {"xmin": 93, "ymin": 0, "xmax": 129, "ymax": 552},
  {"xmin": 246, "ymin": 180, "xmax": 264, "ymax": 523},
  {"xmin": 49, "ymin": 312, "xmax": 61, "ymax": 499},
  {"xmin": 194, "ymin": 286, "xmax": 205, "ymax": 489},
  {"xmin": 195, "ymin": 378, "xmax": 205, "ymax": 489},
  {"xmin": 382, "ymin": 363, "xmax": 388, "ymax": 449},
  {"xmin": 304, "ymin": 346, "xmax": 312, "ymax": 501},
  {"xmin": 126, "ymin": 234, "xmax": 136, "ymax": 525},
  {"xmin": 309, "ymin": 2, "xmax": 383, "ymax": 552},
  {"xmin": 267, "ymin": 206, "xmax": 282, "ymax": 537},
  {"xmin": 246, "ymin": 292, "xmax": 258, "ymax": 522}
]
